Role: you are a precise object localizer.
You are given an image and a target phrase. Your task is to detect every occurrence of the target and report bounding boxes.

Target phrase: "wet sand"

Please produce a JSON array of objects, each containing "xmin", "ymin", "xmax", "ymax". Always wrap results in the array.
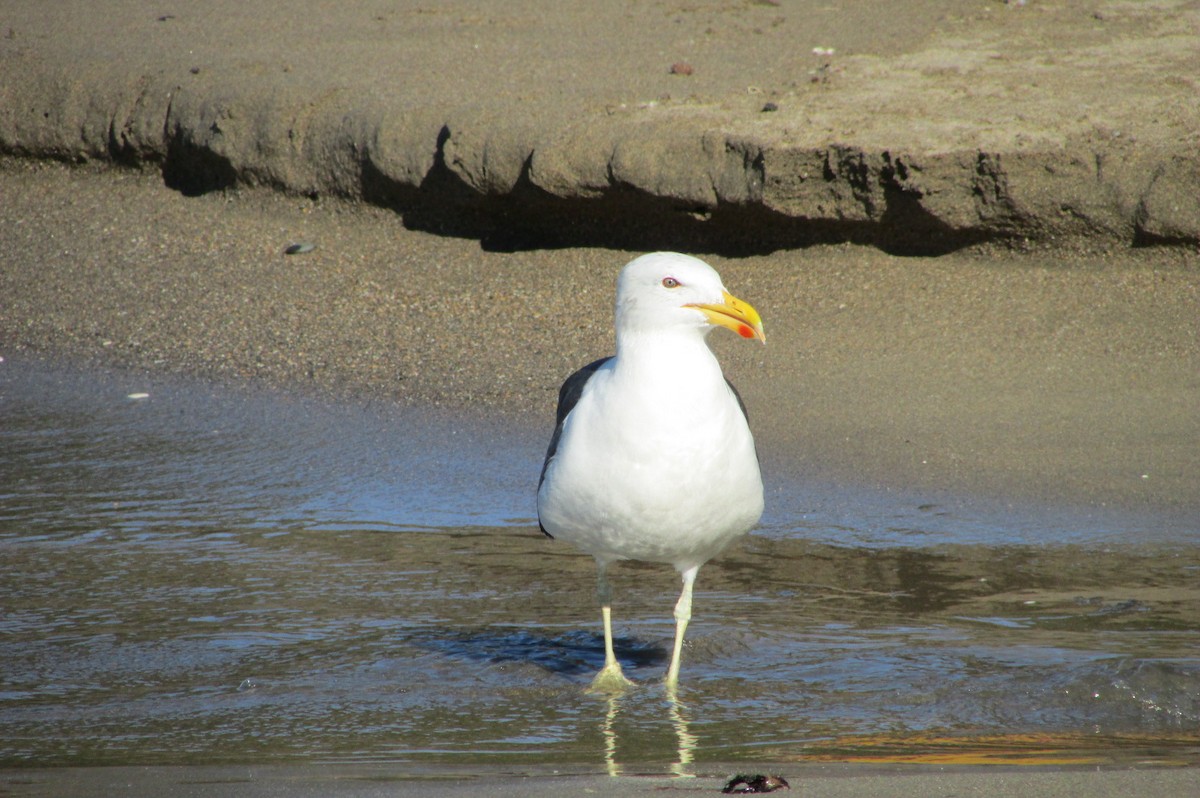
[
  {"xmin": 5, "ymin": 763, "xmax": 1198, "ymax": 798},
  {"xmin": 2, "ymin": 159, "xmax": 1197, "ymax": 525}
]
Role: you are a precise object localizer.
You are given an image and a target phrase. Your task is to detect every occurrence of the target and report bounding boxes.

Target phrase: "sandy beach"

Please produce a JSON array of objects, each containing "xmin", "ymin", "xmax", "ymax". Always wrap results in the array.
[{"xmin": 3, "ymin": 159, "xmax": 1196, "ymax": 522}]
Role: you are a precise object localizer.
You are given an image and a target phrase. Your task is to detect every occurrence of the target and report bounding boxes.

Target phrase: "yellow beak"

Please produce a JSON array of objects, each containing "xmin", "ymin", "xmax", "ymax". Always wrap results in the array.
[{"xmin": 686, "ymin": 290, "xmax": 766, "ymax": 343}]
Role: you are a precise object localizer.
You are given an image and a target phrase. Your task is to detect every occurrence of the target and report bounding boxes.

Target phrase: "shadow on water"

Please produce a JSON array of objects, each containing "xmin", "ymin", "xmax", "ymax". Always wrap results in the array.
[
  {"xmin": 410, "ymin": 629, "xmax": 666, "ymax": 678},
  {"xmin": 1, "ymin": 359, "xmax": 1198, "ymax": 771}
]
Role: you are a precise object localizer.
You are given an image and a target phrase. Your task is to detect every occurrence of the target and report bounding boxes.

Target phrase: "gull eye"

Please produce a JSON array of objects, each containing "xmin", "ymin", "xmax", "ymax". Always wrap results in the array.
[{"xmin": 662, "ymin": 277, "xmax": 681, "ymax": 288}]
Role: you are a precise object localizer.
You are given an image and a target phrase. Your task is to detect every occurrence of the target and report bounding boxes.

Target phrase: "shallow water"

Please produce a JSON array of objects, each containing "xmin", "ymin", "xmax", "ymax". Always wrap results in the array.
[{"xmin": 1, "ymin": 360, "xmax": 1197, "ymax": 772}]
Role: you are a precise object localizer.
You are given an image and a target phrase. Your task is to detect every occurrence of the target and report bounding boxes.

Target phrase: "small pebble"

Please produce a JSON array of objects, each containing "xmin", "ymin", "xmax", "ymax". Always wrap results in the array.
[
  {"xmin": 669, "ymin": 61, "xmax": 694, "ymax": 76},
  {"xmin": 127, "ymin": 393, "xmax": 150, "ymax": 400},
  {"xmin": 284, "ymin": 242, "xmax": 315, "ymax": 255},
  {"xmin": 761, "ymin": 102, "xmax": 779, "ymax": 113}
]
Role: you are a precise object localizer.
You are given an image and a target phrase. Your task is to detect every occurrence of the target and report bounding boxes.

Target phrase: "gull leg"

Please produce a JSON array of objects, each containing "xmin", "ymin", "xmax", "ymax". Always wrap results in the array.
[
  {"xmin": 665, "ymin": 565, "xmax": 699, "ymax": 688},
  {"xmin": 589, "ymin": 560, "xmax": 635, "ymax": 693}
]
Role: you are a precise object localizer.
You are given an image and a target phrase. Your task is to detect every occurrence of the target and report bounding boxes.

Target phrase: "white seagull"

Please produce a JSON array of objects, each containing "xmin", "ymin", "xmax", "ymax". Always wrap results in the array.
[{"xmin": 536, "ymin": 252, "xmax": 765, "ymax": 691}]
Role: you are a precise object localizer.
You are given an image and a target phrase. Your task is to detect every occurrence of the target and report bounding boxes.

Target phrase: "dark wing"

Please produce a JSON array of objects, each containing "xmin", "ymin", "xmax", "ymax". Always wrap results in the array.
[
  {"xmin": 725, "ymin": 378, "xmax": 750, "ymax": 422},
  {"xmin": 537, "ymin": 356, "xmax": 612, "ymax": 538},
  {"xmin": 725, "ymin": 378, "xmax": 760, "ymax": 465}
]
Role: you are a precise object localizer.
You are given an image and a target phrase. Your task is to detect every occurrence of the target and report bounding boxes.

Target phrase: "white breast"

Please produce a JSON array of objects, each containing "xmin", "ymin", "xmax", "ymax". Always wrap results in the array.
[{"xmin": 537, "ymin": 336, "xmax": 763, "ymax": 569}]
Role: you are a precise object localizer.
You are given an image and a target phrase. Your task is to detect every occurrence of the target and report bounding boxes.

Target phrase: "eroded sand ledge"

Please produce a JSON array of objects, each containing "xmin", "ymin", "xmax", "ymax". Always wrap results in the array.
[{"xmin": 1, "ymin": 1, "xmax": 1198, "ymax": 253}]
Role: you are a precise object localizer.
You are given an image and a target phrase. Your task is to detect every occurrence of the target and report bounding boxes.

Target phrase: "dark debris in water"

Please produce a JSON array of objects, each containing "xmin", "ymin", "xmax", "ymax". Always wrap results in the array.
[
  {"xmin": 1077, "ymin": 597, "xmax": 1147, "ymax": 617},
  {"xmin": 722, "ymin": 773, "xmax": 790, "ymax": 793}
]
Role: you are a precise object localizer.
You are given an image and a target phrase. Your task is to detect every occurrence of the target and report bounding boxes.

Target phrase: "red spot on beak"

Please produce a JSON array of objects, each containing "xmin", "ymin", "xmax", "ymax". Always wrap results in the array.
[{"xmin": 737, "ymin": 324, "xmax": 755, "ymax": 339}]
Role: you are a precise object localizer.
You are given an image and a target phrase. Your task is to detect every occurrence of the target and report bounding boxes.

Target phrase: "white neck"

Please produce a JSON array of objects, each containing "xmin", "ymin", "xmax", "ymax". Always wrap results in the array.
[{"xmin": 612, "ymin": 328, "xmax": 723, "ymax": 399}]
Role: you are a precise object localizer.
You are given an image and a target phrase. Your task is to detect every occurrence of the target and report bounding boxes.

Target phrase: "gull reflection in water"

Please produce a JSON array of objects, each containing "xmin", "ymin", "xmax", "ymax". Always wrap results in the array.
[{"xmin": 597, "ymin": 685, "xmax": 699, "ymax": 778}]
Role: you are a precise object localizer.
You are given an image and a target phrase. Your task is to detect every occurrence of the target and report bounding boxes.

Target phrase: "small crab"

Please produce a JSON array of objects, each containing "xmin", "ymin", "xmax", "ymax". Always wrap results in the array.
[{"xmin": 722, "ymin": 773, "xmax": 790, "ymax": 794}]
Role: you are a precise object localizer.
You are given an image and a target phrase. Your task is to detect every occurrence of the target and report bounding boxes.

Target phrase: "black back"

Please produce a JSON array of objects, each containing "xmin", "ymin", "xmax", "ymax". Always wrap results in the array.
[{"xmin": 537, "ymin": 357, "xmax": 612, "ymax": 537}]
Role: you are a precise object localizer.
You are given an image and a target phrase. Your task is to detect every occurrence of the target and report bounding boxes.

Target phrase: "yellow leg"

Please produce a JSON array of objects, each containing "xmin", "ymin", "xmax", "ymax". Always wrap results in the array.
[
  {"xmin": 588, "ymin": 561, "xmax": 635, "ymax": 693},
  {"xmin": 664, "ymin": 566, "xmax": 698, "ymax": 688}
]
